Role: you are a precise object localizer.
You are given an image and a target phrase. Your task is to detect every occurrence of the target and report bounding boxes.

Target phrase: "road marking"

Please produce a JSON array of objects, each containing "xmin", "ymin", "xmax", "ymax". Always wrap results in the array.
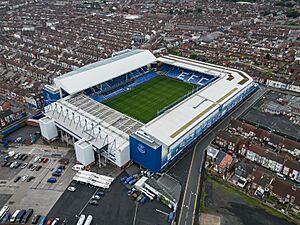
[
  {"xmin": 178, "ymin": 139, "xmax": 201, "ymax": 224},
  {"xmin": 177, "ymin": 87, "xmax": 266, "ymax": 225},
  {"xmin": 76, "ymin": 187, "xmax": 100, "ymax": 217},
  {"xmin": 132, "ymin": 202, "xmax": 138, "ymax": 225},
  {"xmin": 156, "ymin": 208, "xmax": 169, "ymax": 216}
]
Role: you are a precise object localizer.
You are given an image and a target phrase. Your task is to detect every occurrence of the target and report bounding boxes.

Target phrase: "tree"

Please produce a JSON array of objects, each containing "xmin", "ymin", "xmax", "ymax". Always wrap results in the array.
[{"xmin": 265, "ymin": 53, "xmax": 271, "ymax": 60}]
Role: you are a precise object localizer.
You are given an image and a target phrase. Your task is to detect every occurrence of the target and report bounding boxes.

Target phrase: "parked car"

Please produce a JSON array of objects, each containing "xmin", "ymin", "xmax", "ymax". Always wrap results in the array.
[
  {"xmin": 28, "ymin": 163, "xmax": 34, "ymax": 169},
  {"xmin": 51, "ymin": 218, "xmax": 59, "ymax": 225},
  {"xmin": 15, "ymin": 209, "xmax": 26, "ymax": 223},
  {"xmin": 21, "ymin": 175, "xmax": 29, "ymax": 182},
  {"xmin": 1, "ymin": 161, "xmax": 8, "ymax": 167},
  {"xmin": 10, "ymin": 161, "xmax": 18, "ymax": 168},
  {"xmin": 20, "ymin": 154, "xmax": 28, "ymax": 161},
  {"xmin": 23, "ymin": 155, "xmax": 29, "ymax": 161},
  {"xmin": 10, "ymin": 210, "xmax": 20, "ymax": 223},
  {"xmin": 6, "ymin": 162, "xmax": 13, "ymax": 167},
  {"xmin": 30, "ymin": 165, "xmax": 37, "ymax": 171},
  {"xmin": 0, "ymin": 212, "xmax": 11, "ymax": 223},
  {"xmin": 27, "ymin": 176, "xmax": 35, "ymax": 182},
  {"xmin": 21, "ymin": 208, "xmax": 33, "ymax": 224},
  {"xmin": 72, "ymin": 164, "xmax": 84, "ymax": 171},
  {"xmin": 17, "ymin": 154, "xmax": 24, "ymax": 160},
  {"xmin": 46, "ymin": 218, "xmax": 53, "ymax": 225},
  {"xmin": 67, "ymin": 186, "xmax": 76, "ymax": 192},
  {"xmin": 89, "ymin": 200, "xmax": 99, "ymax": 206},
  {"xmin": 96, "ymin": 191, "xmax": 105, "ymax": 197},
  {"xmin": 8, "ymin": 151, "xmax": 15, "ymax": 157},
  {"xmin": 31, "ymin": 214, "xmax": 41, "ymax": 224},
  {"xmin": 3, "ymin": 156, "xmax": 9, "ymax": 161},
  {"xmin": 37, "ymin": 216, "xmax": 47, "ymax": 225},
  {"xmin": 52, "ymin": 171, "xmax": 61, "ymax": 177},
  {"xmin": 14, "ymin": 176, "xmax": 21, "ymax": 183},
  {"xmin": 92, "ymin": 195, "xmax": 101, "ymax": 200},
  {"xmin": 42, "ymin": 158, "xmax": 49, "ymax": 163},
  {"xmin": 14, "ymin": 153, "xmax": 21, "ymax": 159},
  {"xmin": 33, "ymin": 156, "xmax": 40, "ymax": 163},
  {"xmin": 20, "ymin": 163, "xmax": 28, "ymax": 169},
  {"xmin": 14, "ymin": 162, "xmax": 22, "ymax": 169},
  {"xmin": 47, "ymin": 178, "xmax": 57, "ymax": 183},
  {"xmin": 36, "ymin": 165, "xmax": 42, "ymax": 171}
]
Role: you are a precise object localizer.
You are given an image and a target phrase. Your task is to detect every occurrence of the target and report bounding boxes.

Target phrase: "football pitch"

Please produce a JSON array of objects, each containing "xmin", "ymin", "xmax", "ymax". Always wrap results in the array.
[{"xmin": 103, "ymin": 76, "xmax": 196, "ymax": 123}]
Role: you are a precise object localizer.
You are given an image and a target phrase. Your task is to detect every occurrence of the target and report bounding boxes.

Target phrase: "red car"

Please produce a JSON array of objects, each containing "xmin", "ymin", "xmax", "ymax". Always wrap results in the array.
[
  {"xmin": 46, "ymin": 218, "xmax": 53, "ymax": 225},
  {"xmin": 42, "ymin": 158, "xmax": 49, "ymax": 163}
]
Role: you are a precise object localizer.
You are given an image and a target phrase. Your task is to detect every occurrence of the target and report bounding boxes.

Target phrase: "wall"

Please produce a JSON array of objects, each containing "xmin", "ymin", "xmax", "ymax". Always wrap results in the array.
[{"xmin": 130, "ymin": 135, "xmax": 162, "ymax": 173}]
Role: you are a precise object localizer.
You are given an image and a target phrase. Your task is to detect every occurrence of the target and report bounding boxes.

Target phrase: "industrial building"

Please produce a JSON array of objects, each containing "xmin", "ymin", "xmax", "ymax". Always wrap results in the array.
[{"xmin": 40, "ymin": 49, "xmax": 255, "ymax": 172}]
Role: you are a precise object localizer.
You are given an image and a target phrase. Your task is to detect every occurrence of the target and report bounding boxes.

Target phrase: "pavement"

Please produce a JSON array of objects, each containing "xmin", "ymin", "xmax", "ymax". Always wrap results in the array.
[{"xmin": 176, "ymin": 86, "xmax": 268, "ymax": 225}]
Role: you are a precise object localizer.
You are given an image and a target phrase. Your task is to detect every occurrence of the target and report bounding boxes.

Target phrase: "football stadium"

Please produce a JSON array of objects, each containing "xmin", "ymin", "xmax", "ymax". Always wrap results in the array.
[{"xmin": 40, "ymin": 49, "xmax": 256, "ymax": 172}]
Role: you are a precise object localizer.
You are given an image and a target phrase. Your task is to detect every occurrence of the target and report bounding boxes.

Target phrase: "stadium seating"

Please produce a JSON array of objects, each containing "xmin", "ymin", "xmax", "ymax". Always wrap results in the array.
[
  {"xmin": 89, "ymin": 69, "xmax": 158, "ymax": 103},
  {"xmin": 161, "ymin": 64, "xmax": 216, "ymax": 86}
]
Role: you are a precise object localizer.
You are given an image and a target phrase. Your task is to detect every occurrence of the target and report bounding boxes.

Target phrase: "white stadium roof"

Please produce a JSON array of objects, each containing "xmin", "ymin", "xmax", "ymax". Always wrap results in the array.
[
  {"xmin": 138, "ymin": 54, "xmax": 253, "ymax": 146},
  {"xmin": 54, "ymin": 49, "xmax": 156, "ymax": 95}
]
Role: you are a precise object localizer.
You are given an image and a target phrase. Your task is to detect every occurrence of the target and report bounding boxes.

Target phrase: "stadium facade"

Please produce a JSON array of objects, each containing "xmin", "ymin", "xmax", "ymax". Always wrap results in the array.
[{"xmin": 40, "ymin": 49, "xmax": 256, "ymax": 172}]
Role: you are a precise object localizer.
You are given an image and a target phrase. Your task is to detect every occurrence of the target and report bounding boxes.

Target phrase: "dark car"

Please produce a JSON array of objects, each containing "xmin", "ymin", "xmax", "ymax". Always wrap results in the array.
[
  {"xmin": 21, "ymin": 208, "xmax": 33, "ymax": 224},
  {"xmin": 36, "ymin": 165, "xmax": 42, "ymax": 171},
  {"xmin": 27, "ymin": 163, "xmax": 33, "ymax": 169},
  {"xmin": 31, "ymin": 214, "xmax": 40, "ymax": 224},
  {"xmin": 96, "ymin": 191, "xmax": 105, "ymax": 197},
  {"xmin": 52, "ymin": 171, "xmax": 61, "ymax": 177},
  {"xmin": 14, "ymin": 176, "xmax": 21, "ymax": 183},
  {"xmin": 1, "ymin": 161, "xmax": 8, "ymax": 167},
  {"xmin": 20, "ymin": 154, "xmax": 28, "ymax": 161},
  {"xmin": 42, "ymin": 158, "xmax": 49, "ymax": 163},
  {"xmin": 22, "ymin": 155, "xmax": 28, "ymax": 161},
  {"xmin": 15, "ymin": 209, "xmax": 26, "ymax": 223},
  {"xmin": 17, "ymin": 154, "xmax": 24, "ymax": 160},
  {"xmin": 0, "ymin": 212, "xmax": 11, "ymax": 223},
  {"xmin": 89, "ymin": 199, "xmax": 99, "ymax": 206},
  {"xmin": 14, "ymin": 162, "xmax": 22, "ymax": 169},
  {"xmin": 27, "ymin": 176, "xmax": 35, "ymax": 182},
  {"xmin": 6, "ymin": 161, "xmax": 13, "ymax": 167}
]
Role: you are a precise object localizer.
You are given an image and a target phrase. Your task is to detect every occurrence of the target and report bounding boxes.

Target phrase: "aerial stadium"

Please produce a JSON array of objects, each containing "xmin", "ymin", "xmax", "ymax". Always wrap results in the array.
[{"xmin": 40, "ymin": 49, "xmax": 256, "ymax": 172}]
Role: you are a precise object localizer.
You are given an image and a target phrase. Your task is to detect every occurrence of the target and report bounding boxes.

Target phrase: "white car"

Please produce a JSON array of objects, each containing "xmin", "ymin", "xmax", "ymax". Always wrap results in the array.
[
  {"xmin": 33, "ymin": 156, "xmax": 40, "ymax": 163},
  {"xmin": 14, "ymin": 153, "xmax": 21, "ymax": 159},
  {"xmin": 30, "ymin": 165, "xmax": 37, "ymax": 171},
  {"xmin": 8, "ymin": 151, "xmax": 15, "ymax": 157},
  {"xmin": 72, "ymin": 164, "xmax": 84, "ymax": 171},
  {"xmin": 10, "ymin": 161, "xmax": 18, "ymax": 168},
  {"xmin": 20, "ymin": 163, "xmax": 28, "ymax": 169},
  {"xmin": 67, "ymin": 186, "xmax": 76, "ymax": 192},
  {"xmin": 51, "ymin": 218, "xmax": 59, "ymax": 225},
  {"xmin": 21, "ymin": 175, "xmax": 29, "ymax": 182}
]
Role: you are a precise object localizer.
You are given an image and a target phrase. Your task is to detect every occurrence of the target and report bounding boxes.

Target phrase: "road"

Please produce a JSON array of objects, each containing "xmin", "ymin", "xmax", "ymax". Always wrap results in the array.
[{"xmin": 177, "ymin": 86, "xmax": 267, "ymax": 225}]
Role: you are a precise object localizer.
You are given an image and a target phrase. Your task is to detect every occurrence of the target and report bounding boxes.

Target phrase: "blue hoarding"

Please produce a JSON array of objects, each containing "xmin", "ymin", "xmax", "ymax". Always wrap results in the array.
[{"xmin": 130, "ymin": 135, "xmax": 162, "ymax": 173}]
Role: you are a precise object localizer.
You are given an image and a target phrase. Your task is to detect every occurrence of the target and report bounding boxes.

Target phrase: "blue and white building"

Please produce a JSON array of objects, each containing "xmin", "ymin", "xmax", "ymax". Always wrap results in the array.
[{"xmin": 40, "ymin": 49, "xmax": 255, "ymax": 172}]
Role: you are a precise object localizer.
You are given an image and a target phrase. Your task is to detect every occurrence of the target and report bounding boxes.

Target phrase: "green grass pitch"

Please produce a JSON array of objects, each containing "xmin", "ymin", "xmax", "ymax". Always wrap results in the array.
[{"xmin": 103, "ymin": 76, "xmax": 196, "ymax": 123}]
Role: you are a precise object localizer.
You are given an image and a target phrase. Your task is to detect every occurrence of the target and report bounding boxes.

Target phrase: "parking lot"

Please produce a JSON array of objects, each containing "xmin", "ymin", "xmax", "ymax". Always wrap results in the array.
[
  {"xmin": 48, "ymin": 171, "xmax": 171, "ymax": 225},
  {"xmin": 0, "ymin": 145, "xmax": 76, "ymax": 215}
]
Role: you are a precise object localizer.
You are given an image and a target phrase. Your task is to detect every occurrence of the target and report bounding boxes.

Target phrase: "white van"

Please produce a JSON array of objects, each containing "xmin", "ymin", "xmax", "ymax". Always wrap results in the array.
[
  {"xmin": 72, "ymin": 164, "xmax": 85, "ymax": 171},
  {"xmin": 76, "ymin": 214, "xmax": 86, "ymax": 225}
]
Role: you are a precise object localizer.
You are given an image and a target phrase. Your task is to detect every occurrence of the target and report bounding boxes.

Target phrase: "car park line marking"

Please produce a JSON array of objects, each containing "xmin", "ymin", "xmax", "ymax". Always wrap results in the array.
[
  {"xmin": 132, "ymin": 202, "xmax": 138, "ymax": 225},
  {"xmin": 76, "ymin": 188, "xmax": 100, "ymax": 217},
  {"xmin": 155, "ymin": 209, "xmax": 169, "ymax": 216}
]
